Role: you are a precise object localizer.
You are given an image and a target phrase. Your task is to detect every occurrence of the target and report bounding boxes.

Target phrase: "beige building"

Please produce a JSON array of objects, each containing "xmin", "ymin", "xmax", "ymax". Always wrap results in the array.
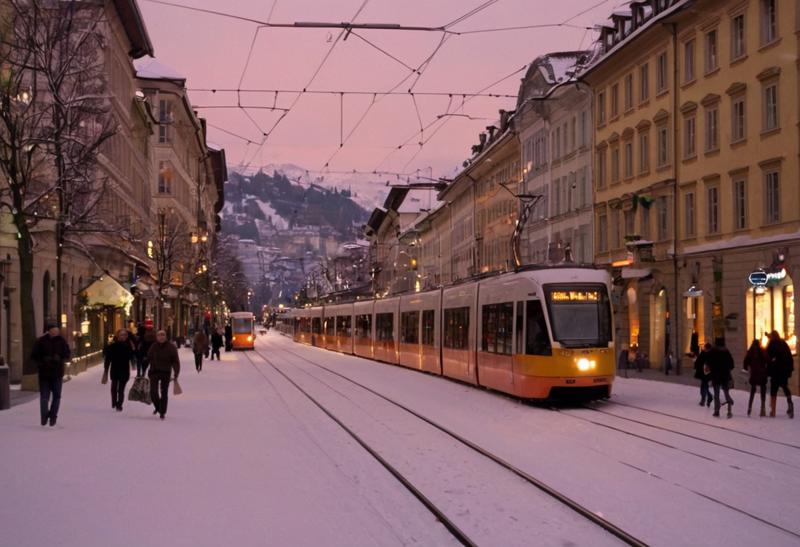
[
  {"xmin": 0, "ymin": 0, "xmax": 155, "ymax": 383},
  {"xmin": 517, "ymin": 52, "xmax": 594, "ymax": 266},
  {"xmin": 136, "ymin": 57, "xmax": 225, "ymax": 339},
  {"xmin": 585, "ymin": 0, "xmax": 799, "ymax": 387}
]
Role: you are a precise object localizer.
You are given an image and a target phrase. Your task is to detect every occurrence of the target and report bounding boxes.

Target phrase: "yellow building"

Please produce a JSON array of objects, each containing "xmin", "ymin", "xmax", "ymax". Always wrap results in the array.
[{"xmin": 585, "ymin": 0, "xmax": 799, "ymax": 386}]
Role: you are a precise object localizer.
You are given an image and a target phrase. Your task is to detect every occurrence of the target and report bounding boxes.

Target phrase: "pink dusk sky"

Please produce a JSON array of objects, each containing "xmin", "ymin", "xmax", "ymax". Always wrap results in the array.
[{"xmin": 138, "ymin": 0, "xmax": 619, "ymax": 179}]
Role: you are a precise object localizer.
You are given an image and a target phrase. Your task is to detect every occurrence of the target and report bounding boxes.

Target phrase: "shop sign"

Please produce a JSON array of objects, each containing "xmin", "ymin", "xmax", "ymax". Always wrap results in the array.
[
  {"xmin": 684, "ymin": 286, "xmax": 703, "ymax": 298},
  {"xmin": 749, "ymin": 270, "xmax": 768, "ymax": 286},
  {"xmin": 749, "ymin": 268, "xmax": 786, "ymax": 287}
]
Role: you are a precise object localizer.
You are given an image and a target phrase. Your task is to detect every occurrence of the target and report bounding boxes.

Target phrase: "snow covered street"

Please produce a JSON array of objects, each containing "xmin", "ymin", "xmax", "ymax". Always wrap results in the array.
[{"xmin": 3, "ymin": 332, "xmax": 800, "ymax": 546}]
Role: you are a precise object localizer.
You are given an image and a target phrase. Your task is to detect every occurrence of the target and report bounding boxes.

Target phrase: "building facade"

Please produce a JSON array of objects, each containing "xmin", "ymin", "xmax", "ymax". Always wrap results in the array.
[
  {"xmin": 517, "ymin": 52, "xmax": 594, "ymax": 266},
  {"xmin": 136, "ymin": 57, "xmax": 224, "ymax": 340},
  {"xmin": 0, "ymin": 0, "xmax": 155, "ymax": 383},
  {"xmin": 586, "ymin": 0, "xmax": 799, "ymax": 388}
]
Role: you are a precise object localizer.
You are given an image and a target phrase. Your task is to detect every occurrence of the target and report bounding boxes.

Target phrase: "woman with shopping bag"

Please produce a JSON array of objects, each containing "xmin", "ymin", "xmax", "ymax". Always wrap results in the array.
[{"xmin": 104, "ymin": 329, "xmax": 134, "ymax": 412}]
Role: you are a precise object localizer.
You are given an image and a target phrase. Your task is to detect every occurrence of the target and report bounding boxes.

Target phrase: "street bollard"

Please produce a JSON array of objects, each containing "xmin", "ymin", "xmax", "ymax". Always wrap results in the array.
[{"xmin": 0, "ymin": 359, "xmax": 10, "ymax": 410}]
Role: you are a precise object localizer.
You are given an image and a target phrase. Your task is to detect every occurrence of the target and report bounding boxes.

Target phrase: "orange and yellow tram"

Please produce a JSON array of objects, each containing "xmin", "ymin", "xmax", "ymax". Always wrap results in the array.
[
  {"xmin": 230, "ymin": 311, "xmax": 255, "ymax": 350},
  {"xmin": 288, "ymin": 267, "xmax": 615, "ymax": 400}
]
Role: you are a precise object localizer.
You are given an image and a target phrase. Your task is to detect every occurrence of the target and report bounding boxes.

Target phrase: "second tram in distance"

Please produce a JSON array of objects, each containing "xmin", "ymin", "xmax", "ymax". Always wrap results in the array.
[{"xmin": 282, "ymin": 267, "xmax": 615, "ymax": 400}]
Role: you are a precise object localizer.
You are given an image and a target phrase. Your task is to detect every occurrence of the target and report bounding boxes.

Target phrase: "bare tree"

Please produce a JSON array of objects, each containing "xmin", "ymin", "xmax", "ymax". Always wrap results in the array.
[
  {"xmin": 210, "ymin": 234, "xmax": 249, "ymax": 312},
  {"xmin": 149, "ymin": 213, "xmax": 194, "ymax": 330},
  {"xmin": 0, "ymin": 1, "xmax": 120, "ymax": 378}
]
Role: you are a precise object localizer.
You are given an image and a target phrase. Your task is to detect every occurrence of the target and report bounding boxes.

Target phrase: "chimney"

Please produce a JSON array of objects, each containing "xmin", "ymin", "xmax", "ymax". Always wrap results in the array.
[
  {"xmin": 486, "ymin": 125, "xmax": 497, "ymax": 140},
  {"xmin": 478, "ymin": 132, "xmax": 487, "ymax": 149},
  {"xmin": 499, "ymin": 110, "xmax": 509, "ymax": 131}
]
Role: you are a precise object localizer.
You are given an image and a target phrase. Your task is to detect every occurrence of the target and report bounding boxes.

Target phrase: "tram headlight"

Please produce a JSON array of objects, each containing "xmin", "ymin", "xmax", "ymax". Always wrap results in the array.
[
  {"xmin": 576, "ymin": 358, "xmax": 596, "ymax": 372},
  {"xmin": 247, "ymin": 335, "xmax": 253, "ymax": 342}
]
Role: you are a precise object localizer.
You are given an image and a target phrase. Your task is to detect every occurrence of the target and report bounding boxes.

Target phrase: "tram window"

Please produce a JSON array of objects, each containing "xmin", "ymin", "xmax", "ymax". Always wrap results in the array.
[
  {"xmin": 544, "ymin": 285, "xmax": 612, "ymax": 348},
  {"xmin": 482, "ymin": 303, "xmax": 513, "ymax": 355},
  {"xmin": 515, "ymin": 301, "xmax": 524, "ymax": 354},
  {"xmin": 356, "ymin": 314, "xmax": 372, "ymax": 338},
  {"xmin": 325, "ymin": 318, "xmax": 335, "ymax": 336},
  {"xmin": 312, "ymin": 317, "xmax": 321, "ymax": 334},
  {"xmin": 422, "ymin": 310, "xmax": 435, "ymax": 346},
  {"xmin": 443, "ymin": 307, "xmax": 470, "ymax": 350},
  {"xmin": 376, "ymin": 313, "xmax": 394, "ymax": 342},
  {"xmin": 526, "ymin": 300, "xmax": 552, "ymax": 356},
  {"xmin": 337, "ymin": 315, "xmax": 352, "ymax": 337},
  {"xmin": 401, "ymin": 311, "xmax": 420, "ymax": 344}
]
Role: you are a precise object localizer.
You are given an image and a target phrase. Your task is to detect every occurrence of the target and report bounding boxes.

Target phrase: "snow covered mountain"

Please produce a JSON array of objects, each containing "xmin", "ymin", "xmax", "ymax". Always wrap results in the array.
[{"xmin": 248, "ymin": 163, "xmax": 391, "ymax": 211}]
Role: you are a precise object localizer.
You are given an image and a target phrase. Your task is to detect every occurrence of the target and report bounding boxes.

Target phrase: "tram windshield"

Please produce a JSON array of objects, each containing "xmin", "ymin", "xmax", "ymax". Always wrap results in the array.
[
  {"xmin": 232, "ymin": 317, "xmax": 253, "ymax": 334},
  {"xmin": 544, "ymin": 284, "xmax": 612, "ymax": 348}
]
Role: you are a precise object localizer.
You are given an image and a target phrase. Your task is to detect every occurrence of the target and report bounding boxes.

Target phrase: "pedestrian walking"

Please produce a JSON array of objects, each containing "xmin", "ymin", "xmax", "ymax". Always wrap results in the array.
[
  {"xmin": 664, "ymin": 351, "xmax": 674, "ymax": 376},
  {"xmin": 126, "ymin": 320, "xmax": 139, "ymax": 372},
  {"xmin": 694, "ymin": 343, "xmax": 713, "ymax": 407},
  {"xmin": 743, "ymin": 339, "xmax": 769, "ymax": 417},
  {"xmin": 618, "ymin": 345, "xmax": 629, "ymax": 379},
  {"xmin": 766, "ymin": 331, "xmax": 794, "ymax": 418},
  {"xmin": 31, "ymin": 324, "xmax": 71, "ymax": 427},
  {"xmin": 104, "ymin": 329, "xmax": 133, "ymax": 412},
  {"xmin": 147, "ymin": 330, "xmax": 180, "ymax": 420},
  {"xmin": 708, "ymin": 338, "xmax": 734, "ymax": 418},
  {"xmin": 136, "ymin": 322, "xmax": 156, "ymax": 378},
  {"xmin": 210, "ymin": 328, "xmax": 223, "ymax": 361},
  {"xmin": 193, "ymin": 330, "xmax": 208, "ymax": 372},
  {"xmin": 224, "ymin": 323, "xmax": 233, "ymax": 352}
]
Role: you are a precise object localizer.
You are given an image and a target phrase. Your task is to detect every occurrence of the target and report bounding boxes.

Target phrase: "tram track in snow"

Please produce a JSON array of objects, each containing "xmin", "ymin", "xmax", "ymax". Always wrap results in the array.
[
  {"xmin": 557, "ymin": 406, "xmax": 800, "ymax": 471},
  {"xmin": 240, "ymin": 349, "xmax": 477, "ymax": 547},
  {"xmin": 268, "ymin": 345, "xmax": 647, "ymax": 547},
  {"xmin": 601, "ymin": 400, "xmax": 800, "ymax": 450},
  {"xmin": 549, "ymin": 407, "xmax": 800, "ymax": 541}
]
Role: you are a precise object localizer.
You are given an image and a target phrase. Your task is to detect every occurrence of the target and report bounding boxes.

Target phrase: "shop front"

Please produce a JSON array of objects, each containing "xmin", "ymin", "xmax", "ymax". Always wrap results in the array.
[{"xmin": 745, "ymin": 267, "xmax": 796, "ymax": 355}]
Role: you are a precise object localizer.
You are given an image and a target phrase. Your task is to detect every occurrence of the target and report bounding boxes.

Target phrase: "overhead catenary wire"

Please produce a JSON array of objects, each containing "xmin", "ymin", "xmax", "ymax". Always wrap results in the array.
[
  {"xmin": 240, "ymin": 0, "xmax": 372, "ymax": 171},
  {"xmin": 143, "ymin": 0, "xmax": 618, "ymax": 176},
  {"xmin": 188, "ymin": 88, "xmax": 518, "ymax": 98}
]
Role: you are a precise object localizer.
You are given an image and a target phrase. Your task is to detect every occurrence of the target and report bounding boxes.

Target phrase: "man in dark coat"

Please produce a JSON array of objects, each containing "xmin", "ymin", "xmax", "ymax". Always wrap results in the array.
[
  {"xmin": 224, "ymin": 324, "xmax": 233, "ymax": 352},
  {"xmin": 707, "ymin": 338, "xmax": 734, "ymax": 418},
  {"xmin": 31, "ymin": 324, "xmax": 71, "ymax": 426},
  {"xmin": 694, "ymin": 343, "xmax": 713, "ymax": 407},
  {"xmin": 766, "ymin": 331, "xmax": 794, "ymax": 418},
  {"xmin": 104, "ymin": 329, "xmax": 134, "ymax": 411},
  {"xmin": 136, "ymin": 325, "xmax": 156, "ymax": 378},
  {"xmin": 147, "ymin": 330, "xmax": 180, "ymax": 420},
  {"xmin": 210, "ymin": 328, "xmax": 223, "ymax": 361}
]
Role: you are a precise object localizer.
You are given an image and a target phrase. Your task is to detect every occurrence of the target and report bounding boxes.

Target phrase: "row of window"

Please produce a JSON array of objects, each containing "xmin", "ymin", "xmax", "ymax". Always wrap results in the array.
[
  {"xmin": 596, "ymin": 167, "xmax": 782, "ymax": 252},
  {"xmin": 597, "ymin": 125, "xmax": 668, "ymax": 188},
  {"xmin": 597, "ymin": 81, "xmax": 779, "ymax": 189},
  {"xmin": 597, "ymin": 1, "xmax": 779, "ymax": 125},
  {"xmin": 521, "ymin": 112, "xmax": 590, "ymax": 177}
]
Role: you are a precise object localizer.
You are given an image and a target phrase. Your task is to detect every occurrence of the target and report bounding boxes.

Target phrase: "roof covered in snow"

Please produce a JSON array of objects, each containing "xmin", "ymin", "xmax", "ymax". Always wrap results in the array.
[{"xmin": 134, "ymin": 57, "xmax": 186, "ymax": 84}]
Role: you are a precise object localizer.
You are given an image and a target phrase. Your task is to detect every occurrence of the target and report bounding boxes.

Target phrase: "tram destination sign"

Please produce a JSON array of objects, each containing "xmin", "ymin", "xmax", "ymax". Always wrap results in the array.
[{"xmin": 550, "ymin": 290, "xmax": 600, "ymax": 302}]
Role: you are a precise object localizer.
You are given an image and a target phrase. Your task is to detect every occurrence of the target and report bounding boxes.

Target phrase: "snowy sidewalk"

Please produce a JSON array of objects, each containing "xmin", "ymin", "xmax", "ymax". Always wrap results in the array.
[{"xmin": 0, "ymin": 346, "xmax": 456, "ymax": 547}]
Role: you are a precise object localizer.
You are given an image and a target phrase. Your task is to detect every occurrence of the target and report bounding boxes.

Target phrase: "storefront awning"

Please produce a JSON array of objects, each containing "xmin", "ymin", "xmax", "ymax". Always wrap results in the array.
[
  {"xmin": 81, "ymin": 275, "xmax": 134, "ymax": 312},
  {"xmin": 621, "ymin": 268, "xmax": 652, "ymax": 280}
]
